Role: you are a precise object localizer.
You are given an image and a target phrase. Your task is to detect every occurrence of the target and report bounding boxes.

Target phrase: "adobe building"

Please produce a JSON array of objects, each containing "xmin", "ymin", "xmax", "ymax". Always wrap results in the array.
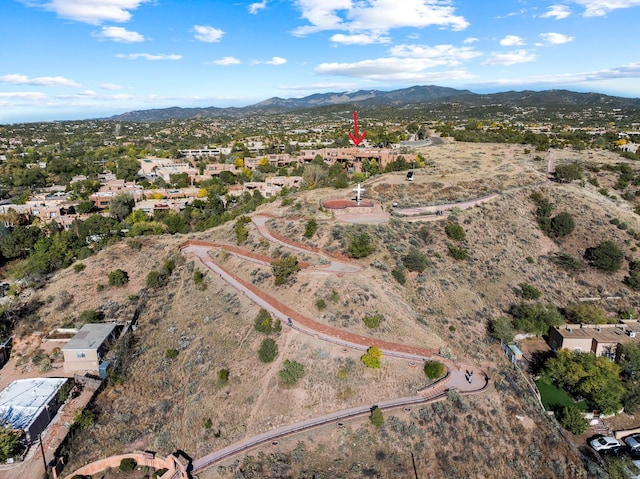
[
  {"xmin": 548, "ymin": 323, "xmax": 639, "ymax": 360},
  {"xmin": 298, "ymin": 147, "xmax": 416, "ymax": 172}
]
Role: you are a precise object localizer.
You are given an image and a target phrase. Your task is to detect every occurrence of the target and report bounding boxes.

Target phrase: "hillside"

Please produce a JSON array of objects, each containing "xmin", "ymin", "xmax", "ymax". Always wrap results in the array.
[{"xmin": 11, "ymin": 141, "xmax": 640, "ymax": 478}]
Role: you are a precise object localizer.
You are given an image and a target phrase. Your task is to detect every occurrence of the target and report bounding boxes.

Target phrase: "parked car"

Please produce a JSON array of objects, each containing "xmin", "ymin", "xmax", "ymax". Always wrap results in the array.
[
  {"xmin": 591, "ymin": 436, "xmax": 623, "ymax": 452},
  {"xmin": 625, "ymin": 434, "xmax": 640, "ymax": 451}
]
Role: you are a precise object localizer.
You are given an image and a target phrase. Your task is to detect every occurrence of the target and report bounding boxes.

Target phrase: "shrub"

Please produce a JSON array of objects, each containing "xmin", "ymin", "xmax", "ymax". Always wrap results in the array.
[
  {"xmin": 348, "ymin": 232, "xmax": 375, "ymax": 258},
  {"xmin": 402, "ymin": 248, "xmax": 429, "ymax": 272},
  {"xmin": 447, "ymin": 245, "xmax": 469, "ymax": 260},
  {"xmin": 78, "ymin": 309, "xmax": 103, "ymax": 325},
  {"xmin": 488, "ymin": 316, "xmax": 516, "ymax": 344},
  {"xmin": 253, "ymin": 308, "xmax": 281, "ymax": 334},
  {"xmin": 424, "ymin": 361, "xmax": 446, "ymax": 380},
  {"xmin": 329, "ymin": 289, "xmax": 340, "ymax": 302},
  {"xmin": 217, "ymin": 369, "xmax": 229, "ymax": 384},
  {"xmin": 554, "ymin": 163, "xmax": 583, "ymax": 182},
  {"xmin": 234, "ymin": 216, "xmax": 251, "ymax": 244},
  {"xmin": 119, "ymin": 458, "xmax": 137, "ymax": 471},
  {"xmin": 557, "ymin": 406, "xmax": 588, "ymax": 435},
  {"xmin": 73, "ymin": 263, "xmax": 85, "ymax": 273},
  {"xmin": 584, "ymin": 241, "xmax": 624, "ymax": 272},
  {"xmin": 146, "ymin": 270, "xmax": 169, "ymax": 289},
  {"xmin": 362, "ymin": 313, "xmax": 384, "ymax": 329},
  {"xmin": 96, "ymin": 283, "xmax": 105, "ymax": 292},
  {"xmin": 391, "ymin": 267, "xmax": 406, "ymax": 285},
  {"xmin": 279, "ymin": 359, "xmax": 305, "ymax": 385},
  {"xmin": 271, "ymin": 256, "xmax": 300, "ymax": 285},
  {"xmin": 193, "ymin": 269, "xmax": 206, "ymax": 289},
  {"xmin": 108, "ymin": 269, "xmax": 129, "ymax": 286},
  {"xmin": 315, "ymin": 298, "xmax": 327, "ymax": 310},
  {"xmin": 369, "ymin": 407, "xmax": 384, "ymax": 427},
  {"xmin": 551, "ymin": 253, "xmax": 583, "ymax": 271},
  {"xmin": 304, "ymin": 218, "xmax": 318, "ymax": 238},
  {"xmin": 258, "ymin": 338, "xmax": 278, "ymax": 363},
  {"xmin": 550, "ymin": 212, "xmax": 575, "ymax": 238},
  {"xmin": 165, "ymin": 348, "xmax": 179, "ymax": 359},
  {"xmin": 517, "ymin": 283, "xmax": 542, "ymax": 300},
  {"xmin": 510, "ymin": 303, "xmax": 563, "ymax": 336},
  {"xmin": 445, "ymin": 222, "xmax": 466, "ymax": 241},
  {"xmin": 204, "ymin": 418, "xmax": 213, "ymax": 429},
  {"xmin": 564, "ymin": 303, "xmax": 609, "ymax": 324},
  {"xmin": 361, "ymin": 346, "xmax": 382, "ymax": 368}
]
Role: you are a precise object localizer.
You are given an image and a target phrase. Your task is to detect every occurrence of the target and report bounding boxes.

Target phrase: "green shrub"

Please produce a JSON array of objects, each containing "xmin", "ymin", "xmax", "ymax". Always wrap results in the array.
[
  {"xmin": 447, "ymin": 245, "xmax": 469, "ymax": 260},
  {"xmin": 362, "ymin": 313, "xmax": 384, "ymax": 329},
  {"xmin": 108, "ymin": 269, "xmax": 129, "ymax": 286},
  {"xmin": 550, "ymin": 212, "xmax": 575, "ymax": 238},
  {"xmin": 445, "ymin": 222, "xmax": 466, "ymax": 241},
  {"xmin": 217, "ymin": 369, "xmax": 229, "ymax": 384},
  {"xmin": 518, "ymin": 283, "xmax": 542, "ymax": 300},
  {"xmin": 253, "ymin": 308, "xmax": 281, "ymax": 334},
  {"xmin": 329, "ymin": 289, "xmax": 340, "ymax": 302},
  {"xmin": 119, "ymin": 457, "xmax": 137, "ymax": 471},
  {"xmin": 369, "ymin": 407, "xmax": 384, "ymax": 427},
  {"xmin": 73, "ymin": 263, "xmax": 85, "ymax": 273},
  {"xmin": 584, "ymin": 241, "xmax": 624, "ymax": 272},
  {"xmin": 361, "ymin": 346, "xmax": 382, "ymax": 368},
  {"xmin": 304, "ymin": 218, "xmax": 318, "ymax": 238},
  {"xmin": 510, "ymin": 303, "xmax": 563, "ymax": 336},
  {"xmin": 391, "ymin": 267, "xmax": 406, "ymax": 285},
  {"xmin": 348, "ymin": 232, "xmax": 375, "ymax": 258},
  {"xmin": 146, "ymin": 270, "xmax": 168, "ymax": 289},
  {"xmin": 554, "ymin": 163, "xmax": 583, "ymax": 182},
  {"xmin": 488, "ymin": 316, "xmax": 516, "ymax": 344},
  {"xmin": 424, "ymin": 361, "xmax": 446, "ymax": 380},
  {"xmin": 557, "ymin": 406, "xmax": 588, "ymax": 434},
  {"xmin": 204, "ymin": 418, "xmax": 213, "ymax": 429},
  {"xmin": 165, "ymin": 348, "xmax": 179, "ymax": 359},
  {"xmin": 402, "ymin": 248, "xmax": 428, "ymax": 272},
  {"xmin": 279, "ymin": 359, "xmax": 305, "ymax": 385},
  {"xmin": 193, "ymin": 269, "xmax": 206, "ymax": 289},
  {"xmin": 96, "ymin": 283, "xmax": 105, "ymax": 292},
  {"xmin": 315, "ymin": 298, "xmax": 327, "ymax": 310},
  {"xmin": 258, "ymin": 338, "xmax": 278, "ymax": 363},
  {"xmin": 271, "ymin": 255, "xmax": 300, "ymax": 285},
  {"xmin": 564, "ymin": 303, "xmax": 609, "ymax": 324},
  {"xmin": 551, "ymin": 253, "xmax": 583, "ymax": 271},
  {"xmin": 78, "ymin": 309, "xmax": 103, "ymax": 325}
]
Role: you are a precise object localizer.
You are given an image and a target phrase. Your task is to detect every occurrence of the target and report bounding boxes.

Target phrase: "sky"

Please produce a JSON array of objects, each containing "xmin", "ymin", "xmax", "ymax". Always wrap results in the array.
[{"xmin": 2, "ymin": 0, "xmax": 640, "ymax": 123}]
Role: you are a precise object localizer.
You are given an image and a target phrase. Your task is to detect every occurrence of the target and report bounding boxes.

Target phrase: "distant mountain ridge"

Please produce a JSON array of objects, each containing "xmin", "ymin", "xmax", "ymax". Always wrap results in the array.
[{"xmin": 107, "ymin": 85, "xmax": 640, "ymax": 122}]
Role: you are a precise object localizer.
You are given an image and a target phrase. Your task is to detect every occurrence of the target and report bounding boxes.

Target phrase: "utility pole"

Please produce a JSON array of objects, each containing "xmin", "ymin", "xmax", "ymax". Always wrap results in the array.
[{"xmin": 39, "ymin": 434, "xmax": 49, "ymax": 479}]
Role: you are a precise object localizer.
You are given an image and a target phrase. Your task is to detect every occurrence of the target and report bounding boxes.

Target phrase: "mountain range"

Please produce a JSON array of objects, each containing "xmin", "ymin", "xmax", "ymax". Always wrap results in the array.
[{"xmin": 108, "ymin": 85, "xmax": 640, "ymax": 122}]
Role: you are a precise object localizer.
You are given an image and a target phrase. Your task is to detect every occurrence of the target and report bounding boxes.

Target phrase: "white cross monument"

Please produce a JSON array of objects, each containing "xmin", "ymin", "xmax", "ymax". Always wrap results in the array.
[{"xmin": 353, "ymin": 183, "xmax": 365, "ymax": 205}]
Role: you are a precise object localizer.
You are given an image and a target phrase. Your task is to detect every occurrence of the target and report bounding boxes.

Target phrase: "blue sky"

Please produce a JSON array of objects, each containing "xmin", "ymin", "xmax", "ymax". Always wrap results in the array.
[{"xmin": 2, "ymin": 0, "xmax": 640, "ymax": 123}]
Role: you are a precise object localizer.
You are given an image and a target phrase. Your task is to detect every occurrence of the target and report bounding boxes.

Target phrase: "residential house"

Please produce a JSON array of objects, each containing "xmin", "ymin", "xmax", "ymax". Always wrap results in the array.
[
  {"xmin": 548, "ymin": 323, "xmax": 640, "ymax": 360},
  {"xmin": 61, "ymin": 323, "xmax": 118, "ymax": 374}
]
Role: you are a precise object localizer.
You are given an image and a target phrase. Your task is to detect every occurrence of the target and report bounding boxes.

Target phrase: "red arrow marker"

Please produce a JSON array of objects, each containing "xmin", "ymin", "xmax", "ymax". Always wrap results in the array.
[{"xmin": 349, "ymin": 111, "xmax": 367, "ymax": 146}]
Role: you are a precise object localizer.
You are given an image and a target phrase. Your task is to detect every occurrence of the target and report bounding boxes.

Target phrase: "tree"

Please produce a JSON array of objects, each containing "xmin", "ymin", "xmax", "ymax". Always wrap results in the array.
[
  {"xmin": 109, "ymin": 193, "xmax": 134, "ymax": 221},
  {"xmin": 424, "ymin": 361, "xmax": 446, "ymax": 380},
  {"xmin": 557, "ymin": 406, "xmax": 588, "ymax": 435},
  {"xmin": 234, "ymin": 215, "xmax": 251, "ymax": 244},
  {"xmin": 348, "ymin": 232, "xmax": 374, "ymax": 258},
  {"xmin": 554, "ymin": 163, "xmax": 583, "ymax": 182},
  {"xmin": 369, "ymin": 406, "xmax": 384, "ymax": 427},
  {"xmin": 509, "ymin": 303, "xmax": 563, "ymax": 336},
  {"xmin": 108, "ymin": 269, "xmax": 129, "ymax": 286},
  {"xmin": 258, "ymin": 338, "xmax": 278, "ymax": 363},
  {"xmin": 584, "ymin": 241, "xmax": 624, "ymax": 272},
  {"xmin": 0, "ymin": 426, "xmax": 23, "ymax": 461},
  {"xmin": 488, "ymin": 316, "xmax": 516, "ymax": 344},
  {"xmin": 303, "ymin": 218, "xmax": 318, "ymax": 238},
  {"xmin": 254, "ymin": 308, "xmax": 281, "ymax": 334},
  {"xmin": 550, "ymin": 212, "xmax": 575, "ymax": 238},
  {"xmin": 402, "ymin": 248, "xmax": 428, "ymax": 272},
  {"xmin": 445, "ymin": 222, "xmax": 465, "ymax": 241},
  {"xmin": 361, "ymin": 346, "xmax": 382, "ymax": 368},
  {"xmin": 119, "ymin": 458, "xmax": 137, "ymax": 471},
  {"xmin": 564, "ymin": 303, "xmax": 609, "ymax": 324},
  {"xmin": 279, "ymin": 359, "xmax": 305, "ymax": 385},
  {"xmin": 0, "ymin": 225, "xmax": 43, "ymax": 259},
  {"xmin": 517, "ymin": 283, "xmax": 542, "ymax": 300},
  {"xmin": 271, "ymin": 255, "xmax": 300, "ymax": 285}
]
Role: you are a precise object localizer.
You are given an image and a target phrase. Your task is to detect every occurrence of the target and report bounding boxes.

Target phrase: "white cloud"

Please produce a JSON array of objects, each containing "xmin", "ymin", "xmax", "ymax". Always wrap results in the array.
[
  {"xmin": 292, "ymin": 0, "xmax": 469, "ymax": 37},
  {"xmin": 389, "ymin": 44, "xmax": 482, "ymax": 64},
  {"xmin": 330, "ymin": 33, "xmax": 391, "ymax": 45},
  {"xmin": 25, "ymin": 0, "xmax": 151, "ymax": 25},
  {"xmin": 100, "ymin": 83, "xmax": 125, "ymax": 90},
  {"xmin": 499, "ymin": 35, "xmax": 524, "ymax": 46},
  {"xmin": 115, "ymin": 53, "xmax": 182, "ymax": 60},
  {"xmin": 93, "ymin": 26, "xmax": 144, "ymax": 42},
  {"xmin": 248, "ymin": 0, "xmax": 267, "ymax": 14},
  {"xmin": 77, "ymin": 89, "xmax": 97, "ymax": 96},
  {"xmin": 0, "ymin": 73, "xmax": 81, "ymax": 87},
  {"xmin": 541, "ymin": 5, "xmax": 572, "ymax": 19},
  {"xmin": 539, "ymin": 32, "xmax": 575, "ymax": 45},
  {"xmin": 262, "ymin": 56, "xmax": 287, "ymax": 65},
  {"xmin": 573, "ymin": 0, "xmax": 640, "ymax": 16},
  {"xmin": 193, "ymin": 25, "xmax": 225, "ymax": 43},
  {"xmin": 315, "ymin": 57, "xmax": 475, "ymax": 82},
  {"xmin": 482, "ymin": 49, "xmax": 536, "ymax": 66},
  {"xmin": 463, "ymin": 37, "xmax": 479, "ymax": 44},
  {"xmin": 213, "ymin": 56, "xmax": 242, "ymax": 65},
  {"xmin": 0, "ymin": 92, "xmax": 47, "ymax": 99}
]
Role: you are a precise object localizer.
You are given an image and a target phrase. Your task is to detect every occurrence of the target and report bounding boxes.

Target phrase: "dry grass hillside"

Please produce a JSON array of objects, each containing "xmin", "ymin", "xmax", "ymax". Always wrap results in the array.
[{"xmin": 12, "ymin": 141, "xmax": 640, "ymax": 478}]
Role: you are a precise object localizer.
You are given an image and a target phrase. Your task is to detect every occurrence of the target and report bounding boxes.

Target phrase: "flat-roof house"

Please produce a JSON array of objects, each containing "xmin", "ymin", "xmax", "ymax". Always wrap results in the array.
[
  {"xmin": 548, "ymin": 323, "xmax": 640, "ymax": 360},
  {"xmin": 0, "ymin": 378, "xmax": 68, "ymax": 442},
  {"xmin": 61, "ymin": 323, "xmax": 117, "ymax": 374}
]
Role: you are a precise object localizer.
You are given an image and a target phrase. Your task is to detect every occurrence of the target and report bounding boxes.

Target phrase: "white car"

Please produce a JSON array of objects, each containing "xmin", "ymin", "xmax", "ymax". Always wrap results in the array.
[
  {"xmin": 625, "ymin": 434, "xmax": 640, "ymax": 451},
  {"xmin": 591, "ymin": 436, "xmax": 622, "ymax": 452}
]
